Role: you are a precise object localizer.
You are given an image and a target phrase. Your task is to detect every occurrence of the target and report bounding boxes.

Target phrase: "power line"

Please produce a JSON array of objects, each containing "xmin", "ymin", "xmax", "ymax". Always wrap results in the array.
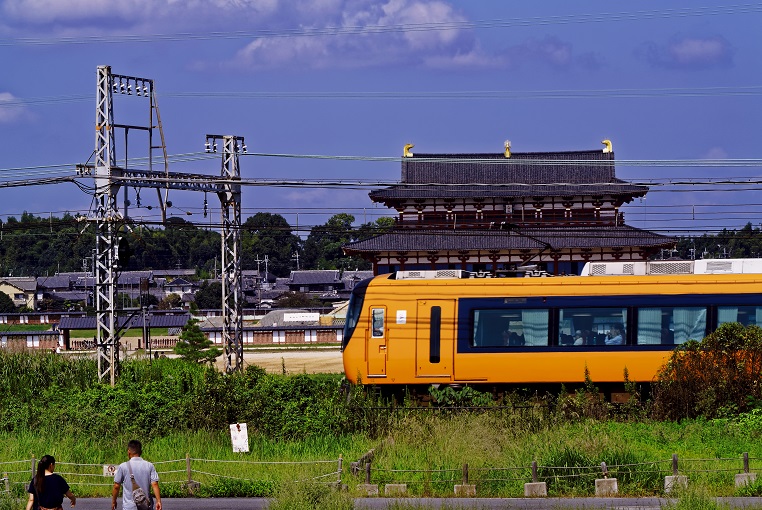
[
  {"xmin": 3, "ymin": 86, "xmax": 762, "ymax": 110},
  {"xmin": 1, "ymin": 4, "xmax": 760, "ymax": 46}
]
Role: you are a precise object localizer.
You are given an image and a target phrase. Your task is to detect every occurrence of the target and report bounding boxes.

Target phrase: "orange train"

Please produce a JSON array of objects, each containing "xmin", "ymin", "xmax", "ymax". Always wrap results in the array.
[{"xmin": 341, "ymin": 259, "xmax": 762, "ymax": 392}]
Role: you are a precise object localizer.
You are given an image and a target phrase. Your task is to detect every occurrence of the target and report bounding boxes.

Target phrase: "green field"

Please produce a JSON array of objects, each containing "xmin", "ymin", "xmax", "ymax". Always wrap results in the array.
[{"xmin": 2, "ymin": 328, "xmax": 762, "ymax": 510}]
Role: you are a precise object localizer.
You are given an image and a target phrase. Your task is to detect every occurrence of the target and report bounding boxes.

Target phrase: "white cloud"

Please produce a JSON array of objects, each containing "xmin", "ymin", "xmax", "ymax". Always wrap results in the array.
[
  {"xmin": 0, "ymin": 0, "xmax": 278, "ymax": 28},
  {"xmin": 0, "ymin": 92, "xmax": 26, "ymax": 123},
  {"xmin": 638, "ymin": 35, "xmax": 733, "ymax": 69},
  {"xmin": 233, "ymin": 0, "xmax": 485, "ymax": 70},
  {"xmin": 703, "ymin": 147, "xmax": 728, "ymax": 160},
  {"xmin": 501, "ymin": 36, "xmax": 573, "ymax": 69},
  {"xmin": 669, "ymin": 37, "xmax": 731, "ymax": 66}
]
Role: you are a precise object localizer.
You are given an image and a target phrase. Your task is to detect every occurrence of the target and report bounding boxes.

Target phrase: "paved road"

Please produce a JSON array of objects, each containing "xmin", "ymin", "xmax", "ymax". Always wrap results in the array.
[{"xmin": 64, "ymin": 497, "xmax": 762, "ymax": 509}]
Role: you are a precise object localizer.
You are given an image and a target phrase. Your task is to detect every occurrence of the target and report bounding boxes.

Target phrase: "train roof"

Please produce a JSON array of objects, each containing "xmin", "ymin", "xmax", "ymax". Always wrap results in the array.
[
  {"xmin": 387, "ymin": 259, "xmax": 762, "ymax": 281},
  {"xmin": 580, "ymin": 258, "xmax": 762, "ymax": 276}
]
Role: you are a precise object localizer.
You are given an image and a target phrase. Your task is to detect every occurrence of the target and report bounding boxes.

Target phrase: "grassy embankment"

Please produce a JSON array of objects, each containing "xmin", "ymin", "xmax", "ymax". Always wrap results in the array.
[{"xmin": 2, "ymin": 347, "xmax": 762, "ymax": 508}]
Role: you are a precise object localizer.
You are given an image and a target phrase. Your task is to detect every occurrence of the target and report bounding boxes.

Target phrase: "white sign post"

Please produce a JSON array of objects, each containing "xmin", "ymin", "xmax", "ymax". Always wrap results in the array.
[
  {"xmin": 103, "ymin": 464, "xmax": 118, "ymax": 477},
  {"xmin": 230, "ymin": 422, "xmax": 249, "ymax": 453}
]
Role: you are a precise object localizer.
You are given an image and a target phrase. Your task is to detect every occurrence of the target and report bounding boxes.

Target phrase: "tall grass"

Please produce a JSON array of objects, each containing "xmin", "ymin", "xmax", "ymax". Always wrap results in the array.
[{"xmin": 4, "ymin": 350, "xmax": 762, "ymax": 499}]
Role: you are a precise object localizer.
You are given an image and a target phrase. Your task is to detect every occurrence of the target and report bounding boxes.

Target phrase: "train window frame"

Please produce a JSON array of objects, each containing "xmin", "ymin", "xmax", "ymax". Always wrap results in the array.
[
  {"xmin": 636, "ymin": 306, "xmax": 707, "ymax": 345},
  {"xmin": 471, "ymin": 308, "xmax": 549, "ymax": 348},
  {"xmin": 457, "ymin": 293, "xmax": 762, "ymax": 354},
  {"xmin": 557, "ymin": 307, "xmax": 628, "ymax": 347},
  {"xmin": 371, "ymin": 308, "xmax": 385, "ymax": 338},
  {"xmin": 430, "ymin": 306, "xmax": 441, "ymax": 363},
  {"xmin": 717, "ymin": 305, "xmax": 762, "ymax": 328}
]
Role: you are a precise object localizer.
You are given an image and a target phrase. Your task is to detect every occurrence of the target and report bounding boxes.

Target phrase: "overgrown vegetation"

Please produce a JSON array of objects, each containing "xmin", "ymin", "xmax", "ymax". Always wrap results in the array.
[
  {"xmin": 0, "ymin": 351, "xmax": 381, "ymax": 439},
  {"xmin": 651, "ymin": 323, "xmax": 762, "ymax": 420},
  {"xmin": 3, "ymin": 322, "xmax": 762, "ymax": 501}
]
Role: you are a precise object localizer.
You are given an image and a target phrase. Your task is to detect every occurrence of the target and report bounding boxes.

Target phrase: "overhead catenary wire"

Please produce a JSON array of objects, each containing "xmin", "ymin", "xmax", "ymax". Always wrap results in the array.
[
  {"xmin": 1, "ymin": 4, "xmax": 760, "ymax": 46},
  {"xmin": 3, "ymin": 86, "xmax": 762, "ymax": 110}
]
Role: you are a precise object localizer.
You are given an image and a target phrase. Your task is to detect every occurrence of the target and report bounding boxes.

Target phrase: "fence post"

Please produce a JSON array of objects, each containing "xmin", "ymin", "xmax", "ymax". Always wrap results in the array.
[
  {"xmin": 186, "ymin": 453, "xmax": 192, "ymax": 485},
  {"xmin": 365, "ymin": 461, "xmax": 371, "ymax": 485},
  {"xmin": 3, "ymin": 472, "xmax": 9, "ymax": 492},
  {"xmin": 337, "ymin": 455, "xmax": 343, "ymax": 487},
  {"xmin": 454, "ymin": 462, "xmax": 475, "ymax": 497},
  {"xmin": 31, "ymin": 456, "xmax": 36, "ymax": 480},
  {"xmin": 524, "ymin": 460, "xmax": 547, "ymax": 497},
  {"xmin": 735, "ymin": 452, "xmax": 756, "ymax": 488},
  {"xmin": 595, "ymin": 462, "xmax": 617, "ymax": 496},
  {"xmin": 665, "ymin": 453, "xmax": 688, "ymax": 494}
]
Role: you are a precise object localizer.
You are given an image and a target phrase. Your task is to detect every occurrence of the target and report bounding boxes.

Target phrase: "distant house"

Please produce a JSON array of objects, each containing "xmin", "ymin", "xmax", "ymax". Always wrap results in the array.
[
  {"xmin": 0, "ymin": 278, "xmax": 37, "ymax": 309},
  {"xmin": 164, "ymin": 277, "xmax": 196, "ymax": 297},
  {"xmin": 287, "ymin": 270, "xmax": 342, "ymax": 293}
]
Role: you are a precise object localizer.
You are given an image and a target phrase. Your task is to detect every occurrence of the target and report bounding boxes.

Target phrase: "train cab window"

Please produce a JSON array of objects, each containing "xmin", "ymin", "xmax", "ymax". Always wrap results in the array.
[
  {"xmin": 559, "ymin": 307, "xmax": 627, "ymax": 346},
  {"xmin": 636, "ymin": 306, "xmax": 707, "ymax": 345},
  {"xmin": 371, "ymin": 308, "xmax": 385, "ymax": 337},
  {"xmin": 472, "ymin": 309, "xmax": 549, "ymax": 347},
  {"xmin": 718, "ymin": 306, "xmax": 762, "ymax": 327}
]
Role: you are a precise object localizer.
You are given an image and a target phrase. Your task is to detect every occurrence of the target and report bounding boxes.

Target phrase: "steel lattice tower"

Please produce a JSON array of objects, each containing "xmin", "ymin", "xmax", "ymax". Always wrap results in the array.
[
  {"xmin": 88, "ymin": 66, "xmax": 246, "ymax": 383},
  {"xmin": 94, "ymin": 65, "xmax": 120, "ymax": 385},
  {"xmin": 218, "ymin": 135, "xmax": 244, "ymax": 373}
]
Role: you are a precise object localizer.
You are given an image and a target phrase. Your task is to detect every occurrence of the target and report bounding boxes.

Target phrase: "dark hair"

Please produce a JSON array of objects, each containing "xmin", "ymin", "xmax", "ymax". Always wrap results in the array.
[
  {"xmin": 34, "ymin": 455, "xmax": 55, "ymax": 495},
  {"xmin": 127, "ymin": 440, "xmax": 143, "ymax": 456}
]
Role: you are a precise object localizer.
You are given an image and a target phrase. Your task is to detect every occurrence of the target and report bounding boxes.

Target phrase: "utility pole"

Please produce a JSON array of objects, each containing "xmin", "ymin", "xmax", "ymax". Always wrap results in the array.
[
  {"xmin": 92, "ymin": 65, "xmax": 121, "ymax": 386},
  {"xmin": 78, "ymin": 65, "xmax": 247, "ymax": 383},
  {"xmin": 209, "ymin": 134, "xmax": 245, "ymax": 374}
]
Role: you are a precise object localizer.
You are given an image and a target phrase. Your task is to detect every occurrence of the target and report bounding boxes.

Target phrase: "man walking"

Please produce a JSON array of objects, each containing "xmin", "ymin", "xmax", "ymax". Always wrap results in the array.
[{"xmin": 112, "ymin": 440, "xmax": 162, "ymax": 510}]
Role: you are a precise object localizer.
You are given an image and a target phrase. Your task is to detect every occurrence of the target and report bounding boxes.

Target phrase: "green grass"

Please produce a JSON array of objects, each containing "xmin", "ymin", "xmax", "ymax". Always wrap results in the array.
[
  {"xmin": 0, "ymin": 429, "xmax": 372, "ymax": 498},
  {"xmin": 3, "ymin": 407, "xmax": 762, "ymax": 499},
  {"xmin": 0, "ymin": 324, "xmax": 54, "ymax": 332}
]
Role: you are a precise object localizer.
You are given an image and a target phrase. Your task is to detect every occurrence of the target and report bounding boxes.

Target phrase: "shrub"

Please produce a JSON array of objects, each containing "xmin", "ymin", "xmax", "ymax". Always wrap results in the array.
[{"xmin": 651, "ymin": 323, "xmax": 762, "ymax": 420}]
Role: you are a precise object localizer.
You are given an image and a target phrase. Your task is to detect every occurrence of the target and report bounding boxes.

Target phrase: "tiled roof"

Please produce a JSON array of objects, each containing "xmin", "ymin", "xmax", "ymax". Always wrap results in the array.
[
  {"xmin": 288, "ymin": 270, "xmax": 341, "ymax": 285},
  {"xmin": 343, "ymin": 226, "xmax": 674, "ymax": 253},
  {"xmin": 0, "ymin": 277, "xmax": 37, "ymax": 292},
  {"xmin": 46, "ymin": 291, "xmax": 89, "ymax": 301},
  {"xmin": 370, "ymin": 150, "xmax": 647, "ymax": 201},
  {"xmin": 404, "ymin": 150, "xmax": 616, "ymax": 184},
  {"xmin": 59, "ymin": 313, "xmax": 191, "ymax": 330},
  {"xmin": 165, "ymin": 277, "xmax": 193, "ymax": 287},
  {"xmin": 36, "ymin": 275, "xmax": 73, "ymax": 290}
]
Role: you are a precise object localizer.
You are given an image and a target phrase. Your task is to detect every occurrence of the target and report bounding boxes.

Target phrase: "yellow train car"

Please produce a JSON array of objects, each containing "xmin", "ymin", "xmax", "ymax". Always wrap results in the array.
[{"xmin": 341, "ymin": 259, "xmax": 762, "ymax": 392}]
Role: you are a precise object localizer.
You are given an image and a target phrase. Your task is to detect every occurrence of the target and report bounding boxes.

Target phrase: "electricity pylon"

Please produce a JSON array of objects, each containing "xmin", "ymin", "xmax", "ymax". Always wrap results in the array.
[{"xmin": 81, "ymin": 65, "xmax": 245, "ymax": 384}]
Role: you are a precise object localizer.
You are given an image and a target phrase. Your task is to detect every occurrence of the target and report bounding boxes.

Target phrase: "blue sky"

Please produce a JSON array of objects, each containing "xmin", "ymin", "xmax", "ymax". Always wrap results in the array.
[{"xmin": 0, "ymin": 1, "xmax": 760, "ymax": 238}]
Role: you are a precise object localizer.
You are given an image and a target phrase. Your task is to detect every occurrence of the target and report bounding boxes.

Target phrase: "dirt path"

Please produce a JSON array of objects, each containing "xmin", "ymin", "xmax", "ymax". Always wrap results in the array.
[{"xmin": 214, "ymin": 348, "xmax": 344, "ymax": 375}]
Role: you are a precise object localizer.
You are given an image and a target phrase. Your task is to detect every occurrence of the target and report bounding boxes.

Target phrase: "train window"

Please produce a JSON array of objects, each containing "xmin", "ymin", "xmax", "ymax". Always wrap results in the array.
[
  {"xmin": 371, "ymin": 308, "xmax": 385, "ymax": 338},
  {"xmin": 636, "ymin": 306, "xmax": 707, "ymax": 345},
  {"xmin": 558, "ymin": 307, "xmax": 627, "ymax": 346},
  {"xmin": 718, "ymin": 306, "xmax": 762, "ymax": 327},
  {"xmin": 430, "ymin": 306, "xmax": 441, "ymax": 363},
  {"xmin": 472, "ymin": 309, "xmax": 549, "ymax": 347}
]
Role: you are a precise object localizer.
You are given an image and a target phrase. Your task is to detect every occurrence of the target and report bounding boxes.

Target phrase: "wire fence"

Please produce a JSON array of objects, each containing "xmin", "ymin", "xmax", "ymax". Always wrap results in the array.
[
  {"xmin": 353, "ymin": 453, "xmax": 762, "ymax": 495},
  {"xmin": 1, "ymin": 455, "xmax": 343, "ymax": 496},
  {"xmin": 2, "ymin": 453, "xmax": 759, "ymax": 497}
]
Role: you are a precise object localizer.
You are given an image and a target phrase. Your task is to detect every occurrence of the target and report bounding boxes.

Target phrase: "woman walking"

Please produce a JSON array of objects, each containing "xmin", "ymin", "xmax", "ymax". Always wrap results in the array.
[{"xmin": 26, "ymin": 455, "xmax": 76, "ymax": 510}]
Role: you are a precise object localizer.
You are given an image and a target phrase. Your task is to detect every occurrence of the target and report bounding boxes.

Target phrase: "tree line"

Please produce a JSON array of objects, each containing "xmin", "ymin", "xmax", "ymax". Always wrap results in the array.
[
  {"xmin": 3, "ymin": 211, "xmax": 762, "ymax": 280},
  {"xmin": 0, "ymin": 211, "xmax": 394, "ymax": 279}
]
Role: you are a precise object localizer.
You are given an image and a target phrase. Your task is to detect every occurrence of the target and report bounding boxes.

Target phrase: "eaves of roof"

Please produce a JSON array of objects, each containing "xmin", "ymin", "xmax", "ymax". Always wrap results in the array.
[{"xmin": 343, "ymin": 226, "xmax": 674, "ymax": 253}]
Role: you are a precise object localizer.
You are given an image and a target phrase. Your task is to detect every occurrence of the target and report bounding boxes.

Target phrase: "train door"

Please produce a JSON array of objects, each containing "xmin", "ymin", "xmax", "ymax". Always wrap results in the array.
[
  {"xmin": 416, "ymin": 299, "xmax": 455, "ymax": 378},
  {"xmin": 367, "ymin": 306, "xmax": 387, "ymax": 377}
]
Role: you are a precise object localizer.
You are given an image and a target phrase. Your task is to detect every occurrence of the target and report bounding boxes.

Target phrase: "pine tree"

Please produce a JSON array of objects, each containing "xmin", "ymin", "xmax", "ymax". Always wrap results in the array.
[{"xmin": 173, "ymin": 319, "xmax": 222, "ymax": 364}]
